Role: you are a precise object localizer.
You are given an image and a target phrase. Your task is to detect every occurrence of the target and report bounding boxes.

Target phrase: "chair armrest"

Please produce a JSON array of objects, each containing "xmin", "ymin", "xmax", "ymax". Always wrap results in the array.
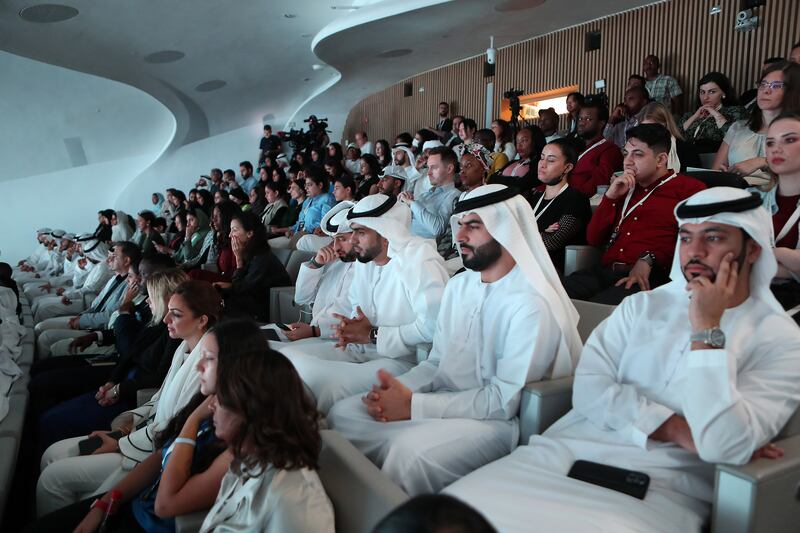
[
  {"xmin": 269, "ymin": 286, "xmax": 301, "ymax": 325},
  {"xmin": 319, "ymin": 430, "xmax": 408, "ymax": 533},
  {"xmin": 82, "ymin": 292, "xmax": 99, "ymax": 308},
  {"xmin": 175, "ymin": 510, "xmax": 208, "ymax": 533},
  {"xmin": 712, "ymin": 434, "xmax": 800, "ymax": 533},
  {"xmin": 518, "ymin": 377, "xmax": 574, "ymax": 445},
  {"xmin": 564, "ymin": 245, "xmax": 601, "ymax": 276},
  {"xmin": 137, "ymin": 388, "xmax": 159, "ymax": 407}
]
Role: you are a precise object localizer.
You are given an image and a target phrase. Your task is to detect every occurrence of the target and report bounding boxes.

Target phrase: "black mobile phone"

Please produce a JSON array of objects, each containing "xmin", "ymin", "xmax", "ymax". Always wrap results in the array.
[
  {"xmin": 567, "ymin": 460, "xmax": 650, "ymax": 500},
  {"xmin": 78, "ymin": 431, "xmax": 124, "ymax": 456},
  {"xmin": 264, "ymin": 329, "xmax": 281, "ymax": 342},
  {"xmin": 275, "ymin": 323, "xmax": 291, "ymax": 331}
]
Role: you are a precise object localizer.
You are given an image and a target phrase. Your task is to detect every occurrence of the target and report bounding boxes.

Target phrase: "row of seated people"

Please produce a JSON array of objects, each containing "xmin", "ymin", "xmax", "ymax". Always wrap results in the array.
[{"xmin": 10, "ymin": 175, "xmax": 800, "ymax": 531}]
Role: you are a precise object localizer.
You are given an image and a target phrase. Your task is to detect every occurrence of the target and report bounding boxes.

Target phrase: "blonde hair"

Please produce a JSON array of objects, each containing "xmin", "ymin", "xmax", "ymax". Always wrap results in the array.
[
  {"xmin": 641, "ymin": 102, "xmax": 684, "ymax": 141},
  {"xmin": 147, "ymin": 268, "xmax": 190, "ymax": 324}
]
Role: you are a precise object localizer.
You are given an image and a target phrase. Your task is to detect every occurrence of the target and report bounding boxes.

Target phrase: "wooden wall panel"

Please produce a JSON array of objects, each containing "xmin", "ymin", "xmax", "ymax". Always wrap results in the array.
[{"xmin": 343, "ymin": 0, "xmax": 800, "ymax": 144}]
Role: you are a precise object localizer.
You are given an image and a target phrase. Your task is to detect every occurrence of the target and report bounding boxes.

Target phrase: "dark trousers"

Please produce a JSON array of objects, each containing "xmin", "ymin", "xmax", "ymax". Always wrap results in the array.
[
  {"xmin": 22, "ymin": 496, "xmax": 143, "ymax": 533},
  {"xmin": 563, "ymin": 265, "xmax": 670, "ymax": 305}
]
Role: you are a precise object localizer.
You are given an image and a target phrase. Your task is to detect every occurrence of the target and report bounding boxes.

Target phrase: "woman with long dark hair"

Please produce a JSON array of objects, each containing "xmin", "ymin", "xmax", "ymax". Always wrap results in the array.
[
  {"xmin": 262, "ymin": 181, "xmax": 290, "ymax": 234},
  {"xmin": 490, "ymin": 124, "xmax": 547, "ymax": 199},
  {"xmin": 213, "ymin": 211, "xmax": 290, "ymax": 322},
  {"xmin": 374, "ymin": 139, "xmax": 392, "ymax": 167},
  {"xmin": 200, "ymin": 321, "xmax": 334, "ymax": 532},
  {"xmin": 356, "ymin": 154, "xmax": 381, "ymax": 198},
  {"xmin": 188, "ymin": 201, "xmax": 239, "ymax": 282},
  {"xmin": 679, "ymin": 71, "xmax": 746, "ymax": 153}
]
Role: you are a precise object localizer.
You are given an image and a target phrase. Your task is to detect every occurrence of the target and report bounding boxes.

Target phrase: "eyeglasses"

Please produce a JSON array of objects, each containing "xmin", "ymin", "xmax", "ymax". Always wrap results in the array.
[{"xmin": 757, "ymin": 81, "xmax": 787, "ymax": 91}]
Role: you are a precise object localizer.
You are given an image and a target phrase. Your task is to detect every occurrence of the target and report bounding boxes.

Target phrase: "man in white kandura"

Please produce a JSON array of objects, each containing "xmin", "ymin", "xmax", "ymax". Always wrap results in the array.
[
  {"xmin": 267, "ymin": 202, "xmax": 356, "ymax": 345},
  {"xmin": 284, "ymin": 194, "xmax": 448, "ymax": 414},
  {"xmin": 445, "ymin": 187, "xmax": 800, "ymax": 533},
  {"xmin": 328, "ymin": 183, "xmax": 583, "ymax": 495}
]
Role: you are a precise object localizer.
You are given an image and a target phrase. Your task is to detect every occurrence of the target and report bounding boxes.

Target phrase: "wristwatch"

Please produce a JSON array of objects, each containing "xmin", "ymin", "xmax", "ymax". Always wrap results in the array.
[
  {"xmin": 369, "ymin": 327, "xmax": 379, "ymax": 344},
  {"xmin": 690, "ymin": 327, "xmax": 726, "ymax": 348},
  {"xmin": 638, "ymin": 251, "xmax": 656, "ymax": 268}
]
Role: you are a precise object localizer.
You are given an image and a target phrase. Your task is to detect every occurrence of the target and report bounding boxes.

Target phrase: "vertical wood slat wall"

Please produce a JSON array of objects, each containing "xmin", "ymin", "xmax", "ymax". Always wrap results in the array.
[{"xmin": 343, "ymin": 0, "xmax": 799, "ymax": 142}]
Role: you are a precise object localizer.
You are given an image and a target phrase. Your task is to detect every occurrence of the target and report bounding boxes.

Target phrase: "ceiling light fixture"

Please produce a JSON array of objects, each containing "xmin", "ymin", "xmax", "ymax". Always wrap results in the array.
[
  {"xmin": 312, "ymin": 64, "xmax": 324, "ymax": 70},
  {"xmin": 195, "ymin": 80, "xmax": 227, "ymax": 92},
  {"xmin": 144, "ymin": 50, "xmax": 186, "ymax": 64},
  {"xmin": 18, "ymin": 4, "xmax": 79, "ymax": 23},
  {"xmin": 330, "ymin": 5, "xmax": 361, "ymax": 10},
  {"xmin": 284, "ymin": 13, "xmax": 297, "ymax": 18},
  {"xmin": 376, "ymin": 48, "xmax": 413, "ymax": 58}
]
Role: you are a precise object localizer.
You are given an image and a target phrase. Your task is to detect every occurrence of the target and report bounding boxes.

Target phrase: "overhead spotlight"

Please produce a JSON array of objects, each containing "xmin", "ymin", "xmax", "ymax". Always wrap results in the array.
[
  {"xmin": 312, "ymin": 64, "xmax": 324, "ymax": 70},
  {"xmin": 284, "ymin": 13, "xmax": 297, "ymax": 18}
]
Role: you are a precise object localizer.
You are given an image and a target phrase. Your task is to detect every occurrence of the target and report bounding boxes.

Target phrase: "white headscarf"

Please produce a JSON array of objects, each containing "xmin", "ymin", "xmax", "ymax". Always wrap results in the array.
[
  {"xmin": 85, "ymin": 240, "xmax": 110, "ymax": 263},
  {"xmin": 347, "ymin": 194, "xmax": 444, "ymax": 273},
  {"xmin": 671, "ymin": 187, "xmax": 782, "ymax": 312},
  {"xmin": 449, "ymin": 184, "xmax": 582, "ymax": 378},
  {"xmin": 667, "ymin": 135, "xmax": 682, "ymax": 174},
  {"xmin": 392, "ymin": 145, "xmax": 417, "ymax": 169},
  {"xmin": 111, "ymin": 210, "xmax": 134, "ymax": 242},
  {"xmin": 320, "ymin": 201, "xmax": 354, "ymax": 237}
]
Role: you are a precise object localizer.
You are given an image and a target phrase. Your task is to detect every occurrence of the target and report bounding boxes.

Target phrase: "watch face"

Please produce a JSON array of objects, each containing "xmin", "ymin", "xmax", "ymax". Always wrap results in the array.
[{"xmin": 709, "ymin": 328, "xmax": 725, "ymax": 347}]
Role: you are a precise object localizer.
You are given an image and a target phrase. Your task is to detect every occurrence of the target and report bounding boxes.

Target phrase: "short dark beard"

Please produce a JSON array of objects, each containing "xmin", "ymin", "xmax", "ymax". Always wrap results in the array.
[
  {"xmin": 356, "ymin": 242, "xmax": 384, "ymax": 263},
  {"xmin": 682, "ymin": 242, "xmax": 749, "ymax": 282},
  {"xmin": 339, "ymin": 250, "xmax": 358, "ymax": 263},
  {"xmin": 460, "ymin": 238, "xmax": 503, "ymax": 271}
]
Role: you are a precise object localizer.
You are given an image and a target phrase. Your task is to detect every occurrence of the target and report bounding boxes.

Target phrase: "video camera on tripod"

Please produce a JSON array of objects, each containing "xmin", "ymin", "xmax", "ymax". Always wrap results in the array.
[
  {"xmin": 504, "ymin": 88, "xmax": 525, "ymax": 128},
  {"xmin": 278, "ymin": 115, "xmax": 331, "ymax": 152}
]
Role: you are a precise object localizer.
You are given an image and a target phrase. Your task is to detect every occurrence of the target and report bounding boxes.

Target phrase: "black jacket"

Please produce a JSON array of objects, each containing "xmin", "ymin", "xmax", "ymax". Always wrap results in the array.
[{"xmin": 224, "ymin": 249, "xmax": 291, "ymax": 322}]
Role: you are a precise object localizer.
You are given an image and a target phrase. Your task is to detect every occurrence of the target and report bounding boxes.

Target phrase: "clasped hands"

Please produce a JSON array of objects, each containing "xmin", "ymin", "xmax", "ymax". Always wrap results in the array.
[
  {"xmin": 362, "ymin": 369, "xmax": 412, "ymax": 422},
  {"xmin": 332, "ymin": 306, "xmax": 372, "ymax": 348}
]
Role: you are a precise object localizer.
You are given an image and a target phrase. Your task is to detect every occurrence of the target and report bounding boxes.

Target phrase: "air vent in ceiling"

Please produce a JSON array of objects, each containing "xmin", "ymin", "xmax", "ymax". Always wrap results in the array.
[
  {"xmin": 377, "ymin": 49, "xmax": 412, "ymax": 59},
  {"xmin": 195, "ymin": 80, "xmax": 227, "ymax": 92},
  {"xmin": 144, "ymin": 50, "xmax": 186, "ymax": 64},
  {"xmin": 19, "ymin": 4, "xmax": 79, "ymax": 23}
]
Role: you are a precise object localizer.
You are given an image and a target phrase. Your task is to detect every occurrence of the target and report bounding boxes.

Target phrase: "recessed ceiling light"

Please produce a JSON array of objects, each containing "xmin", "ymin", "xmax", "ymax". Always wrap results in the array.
[
  {"xmin": 284, "ymin": 13, "xmax": 297, "ymax": 18},
  {"xmin": 330, "ymin": 5, "xmax": 361, "ymax": 10},
  {"xmin": 195, "ymin": 80, "xmax": 227, "ymax": 92},
  {"xmin": 304, "ymin": 78, "xmax": 310, "ymax": 82},
  {"xmin": 494, "ymin": 0, "xmax": 546, "ymax": 12},
  {"xmin": 312, "ymin": 64, "xmax": 324, "ymax": 70},
  {"xmin": 376, "ymin": 48, "xmax": 413, "ymax": 58},
  {"xmin": 19, "ymin": 4, "xmax": 79, "ymax": 23},
  {"xmin": 144, "ymin": 50, "xmax": 186, "ymax": 64}
]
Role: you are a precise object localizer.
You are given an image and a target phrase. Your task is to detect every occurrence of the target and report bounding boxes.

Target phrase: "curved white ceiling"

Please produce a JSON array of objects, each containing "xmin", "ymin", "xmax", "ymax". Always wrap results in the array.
[{"xmin": 0, "ymin": 0, "xmax": 656, "ymax": 181}]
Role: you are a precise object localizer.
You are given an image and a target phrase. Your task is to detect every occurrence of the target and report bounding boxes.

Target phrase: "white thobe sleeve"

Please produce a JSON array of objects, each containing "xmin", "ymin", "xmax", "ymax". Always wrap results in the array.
[
  {"xmin": 572, "ymin": 300, "xmax": 677, "ymax": 448},
  {"xmin": 683, "ymin": 314, "xmax": 800, "ymax": 465},
  {"xmin": 409, "ymin": 301, "xmax": 557, "ymax": 420},
  {"xmin": 375, "ymin": 258, "xmax": 447, "ymax": 357},
  {"xmin": 293, "ymin": 263, "xmax": 324, "ymax": 306}
]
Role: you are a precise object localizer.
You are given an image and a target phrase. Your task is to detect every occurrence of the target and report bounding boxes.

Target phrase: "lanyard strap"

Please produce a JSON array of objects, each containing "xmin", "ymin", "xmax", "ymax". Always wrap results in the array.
[
  {"xmin": 616, "ymin": 173, "xmax": 677, "ymax": 230},
  {"xmin": 533, "ymin": 183, "xmax": 569, "ymax": 220},
  {"xmin": 511, "ymin": 159, "xmax": 530, "ymax": 177},
  {"xmin": 577, "ymin": 138, "xmax": 607, "ymax": 161},
  {"xmin": 776, "ymin": 200, "xmax": 800, "ymax": 243}
]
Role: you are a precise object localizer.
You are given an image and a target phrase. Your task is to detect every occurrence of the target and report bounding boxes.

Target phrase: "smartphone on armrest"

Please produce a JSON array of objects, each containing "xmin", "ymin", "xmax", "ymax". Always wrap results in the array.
[{"xmin": 567, "ymin": 460, "xmax": 650, "ymax": 500}]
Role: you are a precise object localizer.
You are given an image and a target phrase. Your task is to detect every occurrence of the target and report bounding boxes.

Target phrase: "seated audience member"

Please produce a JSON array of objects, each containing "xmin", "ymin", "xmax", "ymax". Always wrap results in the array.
[
  {"xmin": 35, "ymin": 242, "xmax": 142, "ymax": 358},
  {"xmin": 172, "ymin": 208, "xmax": 211, "ymax": 264},
  {"xmin": 538, "ymin": 108, "xmax": 562, "ymax": 142},
  {"xmin": 213, "ymin": 189, "xmax": 229, "ymax": 204},
  {"xmin": 31, "ymin": 240, "xmax": 112, "ymax": 323},
  {"xmin": 30, "ymin": 267, "xmax": 187, "ymax": 456},
  {"xmin": 740, "ymin": 57, "xmax": 786, "ymax": 107},
  {"xmin": 0, "ymin": 262, "xmax": 21, "ymax": 315},
  {"xmin": 458, "ymin": 145, "xmax": 493, "ymax": 200},
  {"xmin": 110, "ymin": 211, "xmax": 134, "ymax": 242},
  {"xmin": 270, "ymin": 172, "xmax": 335, "ymax": 249},
  {"xmin": 713, "ymin": 61, "xmax": 800, "ymax": 183},
  {"xmin": 531, "ymin": 139, "xmax": 593, "ymax": 271},
  {"xmin": 271, "ymin": 166, "xmax": 288, "ymax": 188},
  {"xmin": 93, "ymin": 210, "xmax": 115, "ymax": 243},
  {"xmin": 195, "ymin": 189, "xmax": 214, "ymax": 216},
  {"xmin": 563, "ymin": 124, "xmax": 706, "ymax": 304},
  {"xmin": 228, "ymin": 187, "xmax": 250, "ymax": 210},
  {"xmin": 151, "ymin": 192, "xmax": 165, "ymax": 215},
  {"xmin": 454, "ymin": 118, "xmax": 478, "ymax": 157},
  {"xmin": 261, "ymin": 181, "xmax": 291, "ymax": 232},
  {"xmin": 268, "ymin": 203, "xmax": 356, "ymax": 345},
  {"xmin": 373, "ymin": 494, "xmax": 496, "ymax": 533},
  {"xmin": 400, "ymin": 146, "xmax": 462, "ymax": 244},
  {"xmin": 21, "ymin": 232, "xmax": 74, "ymax": 296},
  {"xmin": 491, "ymin": 125, "xmax": 547, "ymax": 198},
  {"xmin": 329, "ymin": 184, "xmax": 581, "ymax": 495},
  {"xmin": 332, "ymin": 174, "xmax": 357, "ymax": 204},
  {"xmin": 355, "ymin": 130, "xmax": 374, "ymax": 155},
  {"xmin": 413, "ymin": 128, "xmax": 439, "ymax": 154},
  {"xmin": 28, "ymin": 320, "xmax": 247, "ymax": 533},
  {"xmin": 269, "ymin": 178, "xmax": 306, "ymax": 239},
  {"xmin": 15, "ymin": 227, "xmax": 54, "ymax": 275},
  {"xmin": 565, "ymin": 92, "xmax": 584, "ymax": 135},
  {"xmin": 132, "ymin": 210, "xmax": 166, "ymax": 255},
  {"xmin": 356, "ymin": 153, "xmax": 382, "ymax": 198},
  {"xmin": 605, "ymin": 85, "xmax": 649, "ymax": 148},
  {"xmin": 490, "ymin": 118, "xmax": 516, "ymax": 160},
  {"xmin": 640, "ymin": 102, "xmax": 701, "ymax": 172},
  {"xmin": 643, "ymin": 53, "xmax": 682, "ymax": 109},
  {"xmin": 324, "ymin": 157, "xmax": 351, "ymax": 186},
  {"xmin": 759, "ymin": 111, "xmax": 800, "ymax": 317},
  {"xmin": 200, "ymin": 322, "xmax": 334, "ymax": 532},
  {"xmin": 473, "ymin": 129, "xmax": 508, "ymax": 175},
  {"xmin": 239, "ymin": 160, "xmax": 258, "ymax": 194},
  {"xmin": 377, "ymin": 165, "xmax": 409, "ymax": 197},
  {"xmin": 328, "ymin": 142, "xmax": 345, "ymax": 164},
  {"xmin": 393, "ymin": 143, "xmax": 421, "ymax": 189},
  {"xmin": 569, "ymin": 99, "xmax": 624, "ymax": 196},
  {"xmin": 36, "ymin": 280, "xmax": 222, "ymax": 516},
  {"xmin": 446, "ymin": 187, "xmax": 800, "ymax": 533},
  {"xmin": 187, "ymin": 201, "xmax": 239, "ymax": 281},
  {"xmin": 279, "ymin": 195, "xmax": 448, "ymax": 414},
  {"xmin": 213, "ymin": 211, "xmax": 290, "ymax": 322},
  {"xmin": 375, "ymin": 139, "xmax": 393, "ymax": 168},
  {"xmin": 443, "ymin": 116, "xmax": 464, "ymax": 149},
  {"xmin": 246, "ymin": 184, "xmax": 267, "ymax": 219},
  {"xmin": 679, "ymin": 72, "xmax": 747, "ymax": 154},
  {"xmin": 156, "ymin": 211, "xmax": 186, "ymax": 256},
  {"xmin": 627, "ymin": 74, "xmax": 647, "ymax": 90}
]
